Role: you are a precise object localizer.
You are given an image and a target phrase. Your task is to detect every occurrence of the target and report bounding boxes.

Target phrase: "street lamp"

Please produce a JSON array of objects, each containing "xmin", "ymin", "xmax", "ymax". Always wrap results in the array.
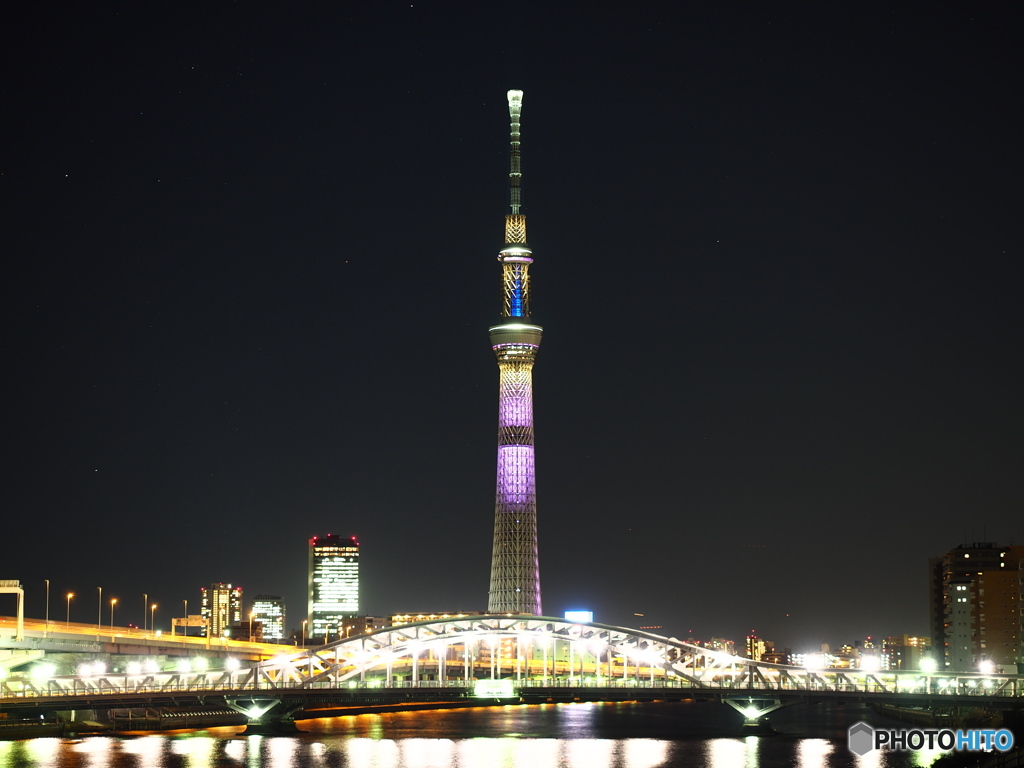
[
  {"xmin": 96, "ymin": 587, "xmax": 102, "ymax": 639},
  {"xmin": 249, "ymin": 611, "xmax": 254, "ymax": 642},
  {"xmin": 44, "ymin": 580, "xmax": 50, "ymax": 637},
  {"xmin": 302, "ymin": 620, "xmax": 307, "ymax": 648},
  {"xmin": 183, "ymin": 599, "xmax": 188, "ymax": 639},
  {"xmin": 151, "ymin": 604, "xmax": 158, "ymax": 637},
  {"xmin": 66, "ymin": 592, "xmax": 74, "ymax": 630},
  {"xmin": 110, "ymin": 598, "xmax": 118, "ymax": 640},
  {"xmin": 143, "ymin": 594, "xmax": 148, "ymax": 633}
]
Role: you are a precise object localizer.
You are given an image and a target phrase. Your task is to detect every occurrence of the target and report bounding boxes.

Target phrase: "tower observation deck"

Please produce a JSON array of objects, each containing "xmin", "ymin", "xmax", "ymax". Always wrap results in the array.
[{"xmin": 487, "ymin": 90, "xmax": 543, "ymax": 615}]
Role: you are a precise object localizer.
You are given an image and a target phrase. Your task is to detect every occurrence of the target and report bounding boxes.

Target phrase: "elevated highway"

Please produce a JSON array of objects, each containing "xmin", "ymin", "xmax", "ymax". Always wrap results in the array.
[{"xmin": 0, "ymin": 615, "xmax": 288, "ymax": 671}]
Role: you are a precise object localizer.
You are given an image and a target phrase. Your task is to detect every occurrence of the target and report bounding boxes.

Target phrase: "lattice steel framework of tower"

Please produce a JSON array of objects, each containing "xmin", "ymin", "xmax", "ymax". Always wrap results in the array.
[{"xmin": 487, "ymin": 90, "xmax": 543, "ymax": 615}]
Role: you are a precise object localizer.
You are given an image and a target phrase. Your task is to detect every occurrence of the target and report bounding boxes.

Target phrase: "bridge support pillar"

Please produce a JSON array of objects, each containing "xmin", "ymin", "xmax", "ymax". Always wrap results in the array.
[
  {"xmin": 0, "ymin": 582, "xmax": 25, "ymax": 641},
  {"xmin": 224, "ymin": 697, "xmax": 303, "ymax": 734},
  {"xmin": 723, "ymin": 697, "xmax": 784, "ymax": 728}
]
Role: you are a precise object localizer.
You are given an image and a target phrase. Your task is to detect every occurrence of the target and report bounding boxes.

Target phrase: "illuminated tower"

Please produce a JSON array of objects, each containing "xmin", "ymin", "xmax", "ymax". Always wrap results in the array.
[{"xmin": 487, "ymin": 90, "xmax": 543, "ymax": 615}]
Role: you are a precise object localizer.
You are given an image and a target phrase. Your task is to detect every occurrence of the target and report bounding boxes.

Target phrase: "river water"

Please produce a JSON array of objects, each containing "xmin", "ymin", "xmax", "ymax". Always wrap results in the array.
[{"xmin": 0, "ymin": 701, "xmax": 949, "ymax": 767}]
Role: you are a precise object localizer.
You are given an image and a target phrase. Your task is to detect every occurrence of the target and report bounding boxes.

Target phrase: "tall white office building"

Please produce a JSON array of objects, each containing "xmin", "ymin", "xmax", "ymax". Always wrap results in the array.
[{"xmin": 308, "ymin": 534, "xmax": 359, "ymax": 641}]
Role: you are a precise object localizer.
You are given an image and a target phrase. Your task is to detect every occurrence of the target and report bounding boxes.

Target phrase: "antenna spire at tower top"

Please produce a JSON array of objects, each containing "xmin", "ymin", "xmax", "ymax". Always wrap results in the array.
[{"xmin": 507, "ymin": 89, "xmax": 523, "ymax": 215}]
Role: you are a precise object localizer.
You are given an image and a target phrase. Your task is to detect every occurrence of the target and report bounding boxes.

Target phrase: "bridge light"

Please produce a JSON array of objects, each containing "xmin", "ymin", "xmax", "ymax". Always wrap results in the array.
[
  {"xmin": 145, "ymin": 660, "xmax": 160, "ymax": 674},
  {"xmin": 177, "ymin": 659, "xmax": 192, "ymax": 673},
  {"xmin": 920, "ymin": 658, "xmax": 938, "ymax": 673},
  {"xmin": 978, "ymin": 660, "xmax": 995, "ymax": 676},
  {"xmin": 30, "ymin": 663, "xmax": 55, "ymax": 682},
  {"xmin": 192, "ymin": 657, "xmax": 208, "ymax": 671},
  {"xmin": 225, "ymin": 658, "xmax": 240, "ymax": 671},
  {"xmin": 804, "ymin": 654, "xmax": 825, "ymax": 671},
  {"xmin": 126, "ymin": 662, "xmax": 142, "ymax": 676},
  {"xmin": 860, "ymin": 656, "xmax": 880, "ymax": 672},
  {"xmin": 79, "ymin": 661, "xmax": 103, "ymax": 677}
]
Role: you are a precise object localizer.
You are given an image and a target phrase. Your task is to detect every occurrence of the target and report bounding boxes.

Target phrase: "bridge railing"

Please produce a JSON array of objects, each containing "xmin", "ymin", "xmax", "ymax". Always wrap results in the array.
[{"xmin": 3, "ymin": 673, "xmax": 1022, "ymax": 700}]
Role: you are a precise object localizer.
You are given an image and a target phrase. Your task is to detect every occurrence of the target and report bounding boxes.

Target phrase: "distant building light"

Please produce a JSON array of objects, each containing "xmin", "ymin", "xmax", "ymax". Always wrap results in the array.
[
  {"xmin": 473, "ymin": 678, "xmax": 516, "ymax": 698},
  {"xmin": 564, "ymin": 610, "xmax": 594, "ymax": 624}
]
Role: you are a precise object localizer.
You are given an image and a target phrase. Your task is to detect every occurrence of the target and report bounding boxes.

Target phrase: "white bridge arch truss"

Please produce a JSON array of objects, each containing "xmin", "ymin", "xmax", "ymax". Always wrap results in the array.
[
  {"xmin": 257, "ymin": 616, "xmax": 710, "ymax": 687},
  {"xmin": 251, "ymin": 616, "xmax": 1024, "ymax": 701}
]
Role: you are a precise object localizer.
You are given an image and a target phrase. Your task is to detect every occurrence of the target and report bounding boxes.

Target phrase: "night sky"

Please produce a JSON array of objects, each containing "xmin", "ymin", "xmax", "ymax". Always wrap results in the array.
[{"xmin": 7, "ymin": 4, "xmax": 1021, "ymax": 652}]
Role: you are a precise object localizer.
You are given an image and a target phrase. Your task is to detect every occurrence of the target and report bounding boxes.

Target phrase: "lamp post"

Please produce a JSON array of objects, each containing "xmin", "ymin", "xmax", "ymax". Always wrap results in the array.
[
  {"xmin": 66, "ymin": 592, "xmax": 74, "ymax": 630},
  {"xmin": 151, "ymin": 604, "xmax": 158, "ymax": 637},
  {"xmin": 110, "ymin": 598, "xmax": 118, "ymax": 640},
  {"xmin": 183, "ymin": 599, "xmax": 188, "ymax": 639},
  {"xmin": 302, "ymin": 620, "xmax": 307, "ymax": 648},
  {"xmin": 143, "ymin": 594, "xmax": 148, "ymax": 633},
  {"xmin": 44, "ymin": 580, "xmax": 50, "ymax": 637},
  {"xmin": 96, "ymin": 587, "xmax": 102, "ymax": 639},
  {"xmin": 249, "ymin": 611, "xmax": 254, "ymax": 642}
]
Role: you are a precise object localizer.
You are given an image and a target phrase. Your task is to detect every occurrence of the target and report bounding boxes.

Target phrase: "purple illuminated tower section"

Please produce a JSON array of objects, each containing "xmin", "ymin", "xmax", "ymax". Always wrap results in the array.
[{"xmin": 487, "ymin": 90, "xmax": 543, "ymax": 615}]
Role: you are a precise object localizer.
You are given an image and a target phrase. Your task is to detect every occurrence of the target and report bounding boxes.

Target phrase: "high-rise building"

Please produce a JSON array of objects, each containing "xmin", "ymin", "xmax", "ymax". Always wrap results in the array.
[
  {"xmin": 200, "ymin": 583, "xmax": 242, "ymax": 638},
  {"xmin": 487, "ymin": 90, "xmax": 543, "ymax": 616},
  {"xmin": 882, "ymin": 635, "xmax": 931, "ymax": 671},
  {"xmin": 251, "ymin": 594, "xmax": 286, "ymax": 641},
  {"xmin": 745, "ymin": 634, "xmax": 772, "ymax": 662},
  {"xmin": 308, "ymin": 534, "xmax": 359, "ymax": 640},
  {"xmin": 929, "ymin": 542, "xmax": 1023, "ymax": 672}
]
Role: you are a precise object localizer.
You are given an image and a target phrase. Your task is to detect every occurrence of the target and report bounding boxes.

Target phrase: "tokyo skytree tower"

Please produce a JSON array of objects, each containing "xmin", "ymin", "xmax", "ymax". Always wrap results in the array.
[{"xmin": 487, "ymin": 90, "xmax": 543, "ymax": 615}]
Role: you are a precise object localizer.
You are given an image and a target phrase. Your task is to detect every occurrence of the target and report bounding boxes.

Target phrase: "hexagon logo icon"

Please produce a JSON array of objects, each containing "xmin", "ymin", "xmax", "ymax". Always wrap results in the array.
[{"xmin": 848, "ymin": 722, "xmax": 875, "ymax": 756}]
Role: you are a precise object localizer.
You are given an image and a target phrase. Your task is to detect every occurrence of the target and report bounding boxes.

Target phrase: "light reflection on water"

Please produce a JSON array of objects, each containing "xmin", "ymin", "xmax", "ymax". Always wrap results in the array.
[
  {"xmin": 565, "ymin": 738, "xmax": 614, "ymax": 768},
  {"xmin": 121, "ymin": 734, "xmax": 164, "ymax": 764},
  {"xmin": 0, "ymin": 702, "xmax": 937, "ymax": 768},
  {"xmin": 623, "ymin": 739, "xmax": 669, "ymax": 768},
  {"xmin": 795, "ymin": 738, "xmax": 832, "ymax": 767},
  {"xmin": 854, "ymin": 740, "xmax": 885, "ymax": 768},
  {"xmin": 71, "ymin": 736, "xmax": 114, "ymax": 767},
  {"xmin": 18, "ymin": 738, "xmax": 60, "ymax": 766},
  {"xmin": 705, "ymin": 737, "xmax": 751, "ymax": 767}
]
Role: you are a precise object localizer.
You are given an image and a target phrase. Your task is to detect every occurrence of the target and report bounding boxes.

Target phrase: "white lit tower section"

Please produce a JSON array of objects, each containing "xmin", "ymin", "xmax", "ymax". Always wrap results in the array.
[
  {"xmin": 487, "ymin": 90, "xmax": 543, "ymax": 615},
  {"xmin": 308, "ymin": 534, "xmax": 359, "ymax": 641}
]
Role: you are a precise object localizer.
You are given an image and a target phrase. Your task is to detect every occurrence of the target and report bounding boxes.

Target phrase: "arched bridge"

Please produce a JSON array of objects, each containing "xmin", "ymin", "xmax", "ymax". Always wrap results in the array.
[{"xmin": 3, "ymin": 616, "xmax": 1022, "ymax": 730}]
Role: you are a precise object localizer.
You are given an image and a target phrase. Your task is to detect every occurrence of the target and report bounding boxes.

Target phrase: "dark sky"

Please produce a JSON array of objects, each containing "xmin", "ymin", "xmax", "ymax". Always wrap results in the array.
[{"xmin": 7, "ymin": 4, "xmax": 1021, "ymax": 652}]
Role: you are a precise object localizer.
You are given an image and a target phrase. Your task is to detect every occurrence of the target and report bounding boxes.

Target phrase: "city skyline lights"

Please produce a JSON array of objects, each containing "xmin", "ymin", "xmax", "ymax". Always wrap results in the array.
[{"xmin": 5, "ymin": 5, "xmax": 1019, "ymax": 649}]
